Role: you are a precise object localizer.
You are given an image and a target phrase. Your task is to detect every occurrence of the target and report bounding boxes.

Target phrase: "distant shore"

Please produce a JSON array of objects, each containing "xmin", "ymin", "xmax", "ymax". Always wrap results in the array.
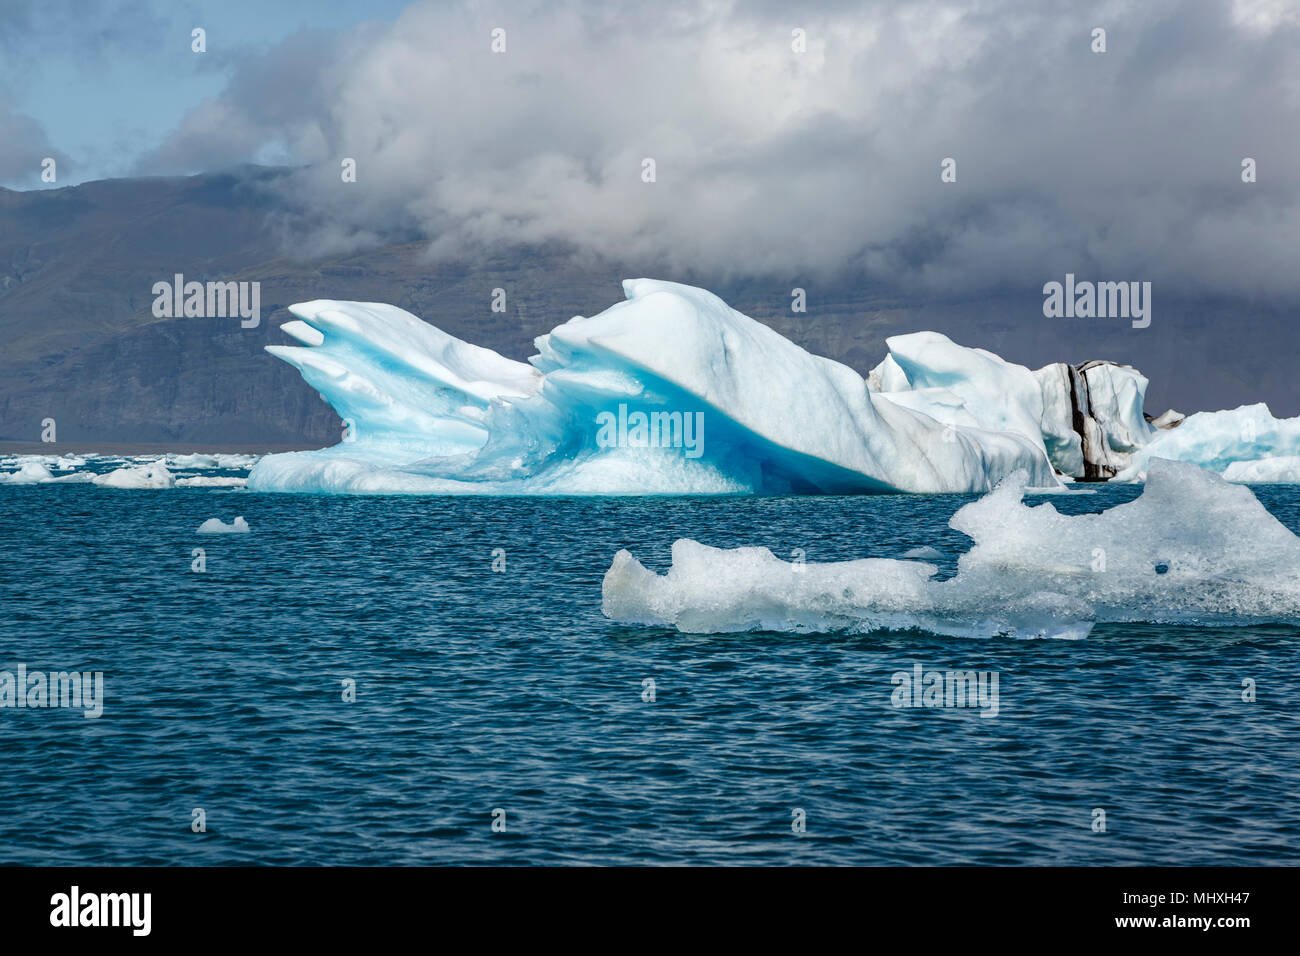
[{"xmin": 0, "ymin": 442, "xmax": 325, "ymax": 455}]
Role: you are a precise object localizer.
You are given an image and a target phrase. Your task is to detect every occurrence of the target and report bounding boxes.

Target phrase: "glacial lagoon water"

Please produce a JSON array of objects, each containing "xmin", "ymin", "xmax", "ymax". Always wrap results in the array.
[{"xmin": 1, "ymin": 475, "xmax": 1298, "ymax": 865}]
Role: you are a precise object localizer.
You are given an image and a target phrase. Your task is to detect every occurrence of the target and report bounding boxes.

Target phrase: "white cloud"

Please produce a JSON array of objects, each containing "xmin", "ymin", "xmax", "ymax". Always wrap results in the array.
[{"xmin": 140, "ymin": 0, "xmax": 1300, "ymax": 297}]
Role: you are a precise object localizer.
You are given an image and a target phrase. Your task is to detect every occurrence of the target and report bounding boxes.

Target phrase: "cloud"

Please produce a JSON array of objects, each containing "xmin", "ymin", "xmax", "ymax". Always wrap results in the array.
[
  {"xmin": 0, "ymin": 97, "xmax": 69, "ymax": 185},
  {"xmin": 135, "ymin": 27, "xmax": 354, "ymax": 174},
  {"xmin": 140, "ymin": 0, "xmax": 1300, "ymax": 298}
]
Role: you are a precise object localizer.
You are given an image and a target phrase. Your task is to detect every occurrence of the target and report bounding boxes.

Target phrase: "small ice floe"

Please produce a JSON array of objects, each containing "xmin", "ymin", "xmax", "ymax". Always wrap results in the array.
[
  {"xmin": 0, "ymin": 461, "xmax": 54, "ymax": 484},
  {"xmin": 901, "ymin": 545, "xmax": 943, "ymax": 560},
  {"xmin": 196, "ymin": 516, "xmax": 250, "ymax": 534},
  {"xmin": 92, "ymin": 462, "xmax": 175, "ymax": 489},
  {"xmin": 176, "ymin": 476, "xmax": 248, "ymax": 488},
  {"xmin": 166, "ymin": 453, "xmax": 258, "ymax": 470}
]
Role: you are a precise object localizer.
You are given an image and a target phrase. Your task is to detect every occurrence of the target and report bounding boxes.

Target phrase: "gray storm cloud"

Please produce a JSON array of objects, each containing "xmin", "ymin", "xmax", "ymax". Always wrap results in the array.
[{"xmin": 133, "ymin": 0, "xmax": 1300, "ymax": 296}]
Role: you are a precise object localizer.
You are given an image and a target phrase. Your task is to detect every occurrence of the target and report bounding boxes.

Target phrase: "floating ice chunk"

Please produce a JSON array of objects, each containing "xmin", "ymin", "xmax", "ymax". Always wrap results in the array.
[
  {"xmin": 176, "ymin": 476, "xmax": 248, "ymax": 488},
  {"xmin": 92, "ymin": 462, "xmax": 175, "ymax": 489},
  {"xmin": 167, "ymin": 453, "xmax": 221, "ymax": 468},
  {"xmin": 901, "ymin": 545, "xmax": 944, "ymax": 560},
  {"xmin": 1223, "ymin": 456, "xmax": 1300, "ymax": 483},
  {"xmin": 0, "ymin": 452, "xmax": 250, "ymax": 488},
  {"xmin": 0, "ymin": 461, "xmax": 54, "ymax": 484},
  {"xmin": 942, "ymin": 458, "xmax": 1300, "ymax": 628},
  {"xmin": 0, "ymin": 456, "xmax": 92, "ymax": 482},
  {"xmin": 603, "ymin": 460, "xmax": 1300, "ymax": 636},
  {"xmin": 602, "ymin": 537, "xmax": 1093, "ymax": 639},
  {"xmin": 166, "ymin": 453, "xmax": 258, "ymax": 470},
  {"xmin": 197, "ymin": 516, "xmax": 250, "ymax": 534}
]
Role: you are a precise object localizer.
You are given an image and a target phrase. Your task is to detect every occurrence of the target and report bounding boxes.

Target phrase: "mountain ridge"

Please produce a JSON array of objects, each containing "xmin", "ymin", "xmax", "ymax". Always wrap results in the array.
[{"xmin": 1, "ymin": 167, "xmax": 1294, "ymax": 444}]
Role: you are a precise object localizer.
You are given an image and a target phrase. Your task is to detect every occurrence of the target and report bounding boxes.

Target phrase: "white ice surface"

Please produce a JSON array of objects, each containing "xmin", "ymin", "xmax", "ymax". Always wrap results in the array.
[
  {"xmin": 1116, "ymin": 404, "xmax": 1300, "ymax": 481},
  {"xmin": 603, "ymin": 460, "xmax": 1300, "ymax": 637},
  {"xmin": 166, "ymin": 453, "xmax": 258, "ymax": 470},
  {"xmin": 871, "ymin": 336, "xmax": 1157, "ymax": 478},
  {"xmin": 91, "ymin": 462, "xmax": 175, "ymax": 489},
  {"xmin": 873, "ymin": 331, "xmax": 1053, "ymax": 460},
  {"xmin": 1223, "ymin": 456, "xmax": 1300, "ymax": 483},
  {"xmin": 0, "ymin": 461, "xmax": 54, "ymax": 484},
  {"xmin": 1079, "ymin": 362, "xmax": 1155, "ymax": 452},
  {"xmin": 176, "ymin": 475, "xmax": 248, "ymax": 488}
]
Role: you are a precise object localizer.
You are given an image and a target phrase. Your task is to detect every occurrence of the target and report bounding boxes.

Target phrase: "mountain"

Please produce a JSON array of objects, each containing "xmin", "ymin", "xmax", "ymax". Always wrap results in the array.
[{"xmin": 1, "ymin": 167, "xmax": 1294, "ymax": 445}]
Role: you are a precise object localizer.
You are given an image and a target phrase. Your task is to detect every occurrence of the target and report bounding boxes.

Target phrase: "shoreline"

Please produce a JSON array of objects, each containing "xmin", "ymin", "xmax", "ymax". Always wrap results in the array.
[{"xmin": 0, "ymin": 442, "xmax": 324, "ymax": 455}]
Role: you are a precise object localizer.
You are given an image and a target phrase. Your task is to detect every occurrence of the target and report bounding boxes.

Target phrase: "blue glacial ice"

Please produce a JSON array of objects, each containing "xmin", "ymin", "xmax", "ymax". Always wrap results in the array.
[{"xmin": 248, "ymin": 279, "xmax": 1062, "ymax": 495}]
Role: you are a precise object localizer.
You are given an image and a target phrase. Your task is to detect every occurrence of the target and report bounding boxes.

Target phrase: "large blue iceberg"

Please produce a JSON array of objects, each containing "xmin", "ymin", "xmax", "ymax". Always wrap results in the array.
[
  {"xmin": 248, "ymin": 280, "xmax": 1060, "ymax": 494},
  {"xmin": 247, "ymin": 278, "xmax": 1300, "ymax": 495}
]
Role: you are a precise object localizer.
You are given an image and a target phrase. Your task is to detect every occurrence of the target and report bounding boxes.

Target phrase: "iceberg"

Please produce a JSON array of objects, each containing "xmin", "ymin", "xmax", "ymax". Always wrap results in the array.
[
  {"xmin": 602, "ymin": 460, "xmax": 1300, "ymax": 637},
  {"xmin": 242, "ymin": 278, "xmax": 1300, "ymax": 494},
  {"xmin": 1115, "ymin": 404, "xmax": 1300, "ymax": 482},
  {"xmin": 869, "ymin": 336, "xmax": 1300, "ymax": 484},
  {"xmin": 249, "ymin": 280, "xmax": 1060, "ymax": 495}
]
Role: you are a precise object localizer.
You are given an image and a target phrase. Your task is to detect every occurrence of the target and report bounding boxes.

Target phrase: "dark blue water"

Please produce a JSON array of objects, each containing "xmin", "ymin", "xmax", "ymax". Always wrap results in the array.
[{"xmin": 2, "ymin": 480, "xmax": 1298, "ymax": 865}]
